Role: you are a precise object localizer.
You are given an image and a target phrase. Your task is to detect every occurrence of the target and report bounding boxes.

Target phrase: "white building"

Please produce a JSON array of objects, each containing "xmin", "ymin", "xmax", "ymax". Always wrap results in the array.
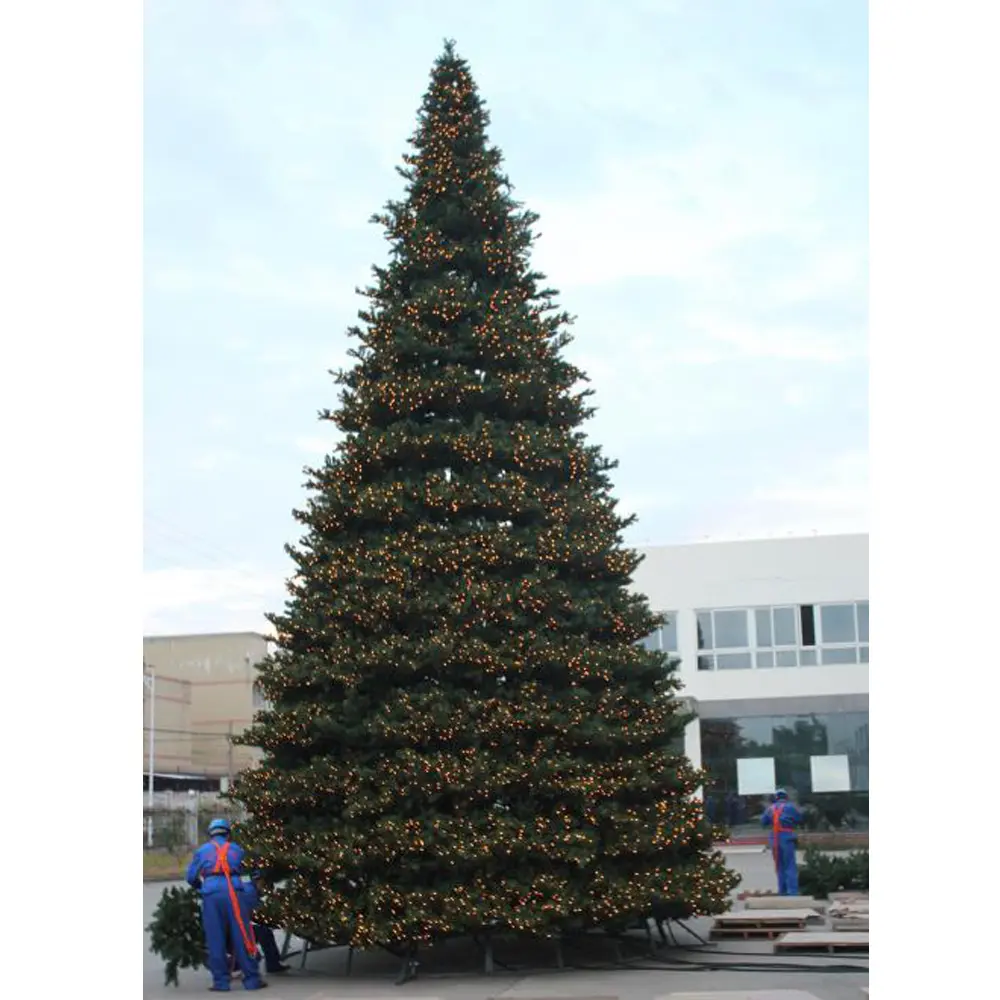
[{"xmin": 633, "ymin": 533, "xmax": 868, "ymax": 832}]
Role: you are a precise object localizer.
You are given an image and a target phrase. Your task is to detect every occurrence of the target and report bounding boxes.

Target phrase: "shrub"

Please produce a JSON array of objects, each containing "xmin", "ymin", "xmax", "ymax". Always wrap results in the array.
[{"xmin": 798, "ymin": 848, "xmax": 868, "ymax": 899}]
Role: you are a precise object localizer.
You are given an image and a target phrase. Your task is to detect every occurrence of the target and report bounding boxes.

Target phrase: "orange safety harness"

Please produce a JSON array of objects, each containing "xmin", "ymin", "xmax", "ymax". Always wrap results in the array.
[
  {"xmin": 207, "ymin": 840, "xmax": 257, "ymax": 959},
  {"xmin": 770, "ymin": 802, "xmax": 797, "ymax": 871}
]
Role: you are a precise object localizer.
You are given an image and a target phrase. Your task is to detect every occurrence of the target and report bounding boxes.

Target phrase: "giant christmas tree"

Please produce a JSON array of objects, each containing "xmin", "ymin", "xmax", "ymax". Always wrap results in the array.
[{"xmin": 234, "ymin": 41, "xmax": 738, "ymax": 951}]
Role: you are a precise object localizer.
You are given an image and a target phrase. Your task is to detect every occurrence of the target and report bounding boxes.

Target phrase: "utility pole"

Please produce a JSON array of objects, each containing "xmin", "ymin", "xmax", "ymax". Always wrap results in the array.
[
  {"xmin": 227, "ymin": 720, "xmax": 234, "ymax": 791},
  {"xmin": 144, "ymin": 664, "xmax": 156, "ymax": 847}
]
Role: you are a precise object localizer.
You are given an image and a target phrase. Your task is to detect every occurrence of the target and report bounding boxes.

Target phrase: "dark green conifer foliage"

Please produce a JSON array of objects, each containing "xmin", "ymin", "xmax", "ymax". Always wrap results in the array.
[{"xmin": 233, "ymin": 40, "xmax": 738, "ymax": 950}]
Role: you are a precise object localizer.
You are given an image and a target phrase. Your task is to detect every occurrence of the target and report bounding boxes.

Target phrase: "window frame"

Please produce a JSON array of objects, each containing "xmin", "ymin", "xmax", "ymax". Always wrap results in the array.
[
  {"xmin": 252, "ymin": 680, "xmax": 272, "ymax": 712},
  {"xmin": 815, "ymin": 601, "xmax": 868, "ymax": 665},
  {"xmin": 695, "ymin": 601, "xmax": 869, "ymax": 671},
  {"xmin": 638, "ymin": 612, "xmax": 679, "ymax": 655},
  {"xmin": 695, "ymin": 607, "xmax": 754, "ymax": 671}
]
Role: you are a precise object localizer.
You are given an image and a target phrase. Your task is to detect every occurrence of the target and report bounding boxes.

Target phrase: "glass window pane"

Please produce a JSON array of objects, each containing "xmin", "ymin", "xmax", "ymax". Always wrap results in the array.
[
  {"xmin": 741, "ymin": 717, "xmax": 775, "ymax": 746},
  {"xmin": 857, "ymin": 601, "xmax": 869, "ymax": 642},
  {"xmin": 775, "ymin": 650, "xmax": 797, "ymax": 667},
  {"xmin": 662, "ymin": 616, "xmax": 678, "ymax": 652},
  {"xmin": 859, "ymin": 645, "xmax": 869, "ymax": 663},
  {"xmin": 713, "ymin": 609, "xmax": 749, "ymax": 648},
  {"xmin": 716, "ymin": 652, "xmax": 753, "ymax": 670},
  {"xmin": 756, "ymin": 651, "xmax": 775, "ymax": 668},
  {"xmin": 800, "ymin": 605, "xmax": 817, "ymax": 646},
  {"xmin": 755, "ymin": 609, "xmax": 772, "ymax": 647},
  {"xmin": 800, "ymin": 648, "xmax": 818, "ymax": 666},
  {"xmin": 698, "ymin": 655, "xmax": 714, "ymax": 671},
  {"xmin": 639, "ymin": 631, "xmax": 659, "ymax": 651},
  {"xmin": 697, "ymin": 612, "xmax": 713, "ymax": 649},
  {"xmin": 773, "ymin": 607, "xmax": 797, "ymax": 646},
  {"xmin": 821, "ymin": 646, "xmax": 858, "ymax": 665},
  {"xmin": 737, "ymin": 757, "xmax": 776, "ymax": 795},
  {"xmin": 820, "ymin": 604, "xmax": 857, "ymax": 643},
  {"xmin": 810, "ymin": 754, "xmax": 852, "ymax": 792}
]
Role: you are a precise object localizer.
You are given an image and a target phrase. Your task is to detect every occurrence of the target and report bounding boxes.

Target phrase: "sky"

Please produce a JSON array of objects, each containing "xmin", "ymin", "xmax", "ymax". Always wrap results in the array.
[{"xmin": 144, "ymin": 0, "xmax": 868, "ymax": 636}]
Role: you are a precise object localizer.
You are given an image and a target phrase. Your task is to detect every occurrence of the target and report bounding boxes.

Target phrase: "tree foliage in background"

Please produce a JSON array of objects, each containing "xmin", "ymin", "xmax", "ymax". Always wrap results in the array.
[{"xmin": 233, "ymin": 40, "xmax": 738, "ymax": 950}]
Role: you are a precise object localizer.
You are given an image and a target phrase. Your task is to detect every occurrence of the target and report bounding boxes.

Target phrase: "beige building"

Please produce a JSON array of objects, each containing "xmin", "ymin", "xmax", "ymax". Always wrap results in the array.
[
  {"xmin": 143, "ymin": 631, "xmax": 273, "ymax": 784},
  {"xmin": 143, "ymin": 667, "xmax": 193, "ymax": 776}
]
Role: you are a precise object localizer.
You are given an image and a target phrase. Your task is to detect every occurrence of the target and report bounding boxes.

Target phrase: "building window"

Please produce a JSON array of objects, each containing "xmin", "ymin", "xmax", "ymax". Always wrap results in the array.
[
  {"xmin": 639, "ymin": 613, "xmax": 679, "ymax": 654},
  {"xmin": 712, "ymin": 609, "xmax": 748, "ymax": 648},
  {"xmin": 755, "ymin": 606, "xmax": 800, "ymax": 652},
  {"xmin": 700, "ymin": 712, "xmax": 869, "ymax": 832},
  {"xmin": 252, "ymin": 681, "xmax": 272, "ymax": 712},
  {"xmin": 697, "ymin": 608, "xmax": 752, "ymax": 670},
  {"xmin": 696, "ymin": 602, "xmax": 868, "ymax": 670},
  {"xmin": 819, "ymin": 603, "xmax": 856, "ymax": 643}
]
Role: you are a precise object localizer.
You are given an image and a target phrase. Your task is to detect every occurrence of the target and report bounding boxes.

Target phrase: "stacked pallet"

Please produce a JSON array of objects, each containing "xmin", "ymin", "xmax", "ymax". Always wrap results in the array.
[
  {"xmin": 709, "ymin": 908, "xmax": 818, "ymax": 941},
  {"xmin": 829, "ymin": 891, "xmax": 869, "ymax": 931},
  {"xmin": 712, "ymin": 892, "xmax": 869, "ymax": 953},
  {"xmin": 743, "ymin": 894, "xmax": 827, "ymax": 913},
  {"xmin": 775, "ymin": 930, "xmax": 869, "ymax": 954},
  {"xmin": 773, "ymin": 891, "xmax": 869, "ymax": 954}
]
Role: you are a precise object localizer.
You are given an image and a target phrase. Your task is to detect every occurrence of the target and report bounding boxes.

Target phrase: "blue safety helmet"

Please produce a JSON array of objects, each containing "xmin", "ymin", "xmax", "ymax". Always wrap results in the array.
[
  {"xmin": 207, "ymin": 817, "xmax": 231, "ymax": 836},
  {"xmin": 774, "ymin": 789, "xmax": 788, "ymax": 800}
]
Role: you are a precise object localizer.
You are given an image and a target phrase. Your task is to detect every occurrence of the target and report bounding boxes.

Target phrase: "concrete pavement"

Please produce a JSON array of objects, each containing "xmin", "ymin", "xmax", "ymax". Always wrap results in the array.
[{"xmin": 143, "ymin": 850, "xmax": 868, "ymax": 999}]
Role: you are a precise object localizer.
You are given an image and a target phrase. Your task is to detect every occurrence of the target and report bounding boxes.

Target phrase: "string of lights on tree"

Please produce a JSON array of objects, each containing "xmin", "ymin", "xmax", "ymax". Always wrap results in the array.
[{"xmin": 230, "ymin": 39, "xmax": 740, "ymax": 950}]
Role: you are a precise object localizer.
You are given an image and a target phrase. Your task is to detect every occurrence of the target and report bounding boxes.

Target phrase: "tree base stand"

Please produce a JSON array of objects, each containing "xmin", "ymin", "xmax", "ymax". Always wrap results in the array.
[
  {"xmin": 471, "ymin": 931, "xmax": 495, "ymax": 975},
  {"xmin": 658, "ymin": 918, "xmax": 709, "ymax": 948},
  {"xmin": 272, "ymin": 917, "xmax": 710, "ymax": 981},
  {"xmin": 394, "ymin": 943, "xmax": 419, "ymax": 985}
]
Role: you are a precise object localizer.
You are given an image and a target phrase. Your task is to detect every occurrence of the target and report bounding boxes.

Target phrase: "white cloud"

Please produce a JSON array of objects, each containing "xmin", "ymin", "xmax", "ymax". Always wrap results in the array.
[
  {"xmin": 706, "ymin": 449, "xmax": 869, "ymax": 541},
  {"xmin": 150, "ymin": 258, "xmax": 352, "ymax": 308},
  {"xmin": 145, "ymin": 567, "xmax": 277, "ymax": 612},
  {"xmin": 144, "ymin": 566, "xmax": 283, "ymax": 635},
  {"xmin": 294, "ymin": 435, "xmax": 336, "ymax": 457},
  {"xmin": 782, "ymin": 385, "xmax": 809, "ymax": 407},
  {"xmin": 752, "ymin": 449, "xmax": 868, "ymax": 511},
  {"xmin": 683, "ymin": 312, "xmax": 866, "ymax": 363},
  {"xmin": 531, "ymin": 144, "xmax": 819, "ymax": 290},
  {"xmin": 235, "ymin": 0, "xmax": 282, "ymax": 27},
  {"xmin": 768, "ymin": 246, "xmax": 867, "ymax": 306},
  {"xmin": 191, "ymin": 450, "xmax": 240, "ymax": 472},
  {"xmin": 616, "ymin": 489, "xmax": 680, "ymax": 522}
]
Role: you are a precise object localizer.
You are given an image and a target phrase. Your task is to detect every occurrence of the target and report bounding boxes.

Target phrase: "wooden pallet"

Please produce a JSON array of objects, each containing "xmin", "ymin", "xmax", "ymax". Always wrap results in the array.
[
  {"xmin": 744, "ymin": 894, "xmax": 826, "ymax": 911},
  {"xmin": 711, "ymin": 925, "xmax": 799, "ymax": 940},
  {"xmin": 774, "ymin": 930, "xmax": 869, "ymax": 954},
  {"xmin": 832, "ymin": 918, "xmax": 869, "ymax": 931},
  {"xmin": 711, "ymin": 909, "xmax": 814, "ymax": 941},
  {"xmin": 716, "ymin": 908, "xmax": 817, "ymax": 926}
]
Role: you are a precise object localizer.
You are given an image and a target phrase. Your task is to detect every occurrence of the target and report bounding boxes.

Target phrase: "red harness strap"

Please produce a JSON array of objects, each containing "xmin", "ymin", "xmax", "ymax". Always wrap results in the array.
[
  {"xmin": 210, "ymin": 841, "xmax": 257, "ymax": 958},
  {"xmin": 770, "ymin": 803, "xmax": 796, "ymax": 870}
]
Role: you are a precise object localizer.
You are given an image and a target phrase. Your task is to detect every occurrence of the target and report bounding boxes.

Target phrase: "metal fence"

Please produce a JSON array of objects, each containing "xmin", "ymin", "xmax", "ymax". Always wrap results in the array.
[{"xmin": 143, "ymin": 791, "xmax": 247, "ymax": 851}]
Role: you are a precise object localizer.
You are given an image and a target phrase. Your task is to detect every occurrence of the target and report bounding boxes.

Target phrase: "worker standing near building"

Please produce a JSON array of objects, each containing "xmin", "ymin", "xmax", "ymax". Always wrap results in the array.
[
  {"xmin": 761, "ymin": 789, "xmax": 803, "ymax": 895},
  {"xmin": 186, "ymin": 817, "xmax": 266, "ymax": 991}
]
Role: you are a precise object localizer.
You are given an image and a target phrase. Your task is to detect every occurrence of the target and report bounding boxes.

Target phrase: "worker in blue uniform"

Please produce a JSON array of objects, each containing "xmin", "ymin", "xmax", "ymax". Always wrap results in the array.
[
  {"xmin": 186, "ymin": 817, "xmax": 266, "ymax": 991},
  {"xmin": 231, "ymin": 873, "xmax": 289, "ymax": 977},
  {"xmin": 761, "ymin": 789, "xmax": 803, "ymax": 896}
]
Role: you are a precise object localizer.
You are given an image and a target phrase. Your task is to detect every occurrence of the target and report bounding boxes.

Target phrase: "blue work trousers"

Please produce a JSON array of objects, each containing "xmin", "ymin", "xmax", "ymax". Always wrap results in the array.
[
  {"xmin": 771, "ymin": 834, "xmax": 799, "ymax": 896},
  {"xmin": 201, "ymin": 889, "xmax": 263, "ymax": 990}
]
